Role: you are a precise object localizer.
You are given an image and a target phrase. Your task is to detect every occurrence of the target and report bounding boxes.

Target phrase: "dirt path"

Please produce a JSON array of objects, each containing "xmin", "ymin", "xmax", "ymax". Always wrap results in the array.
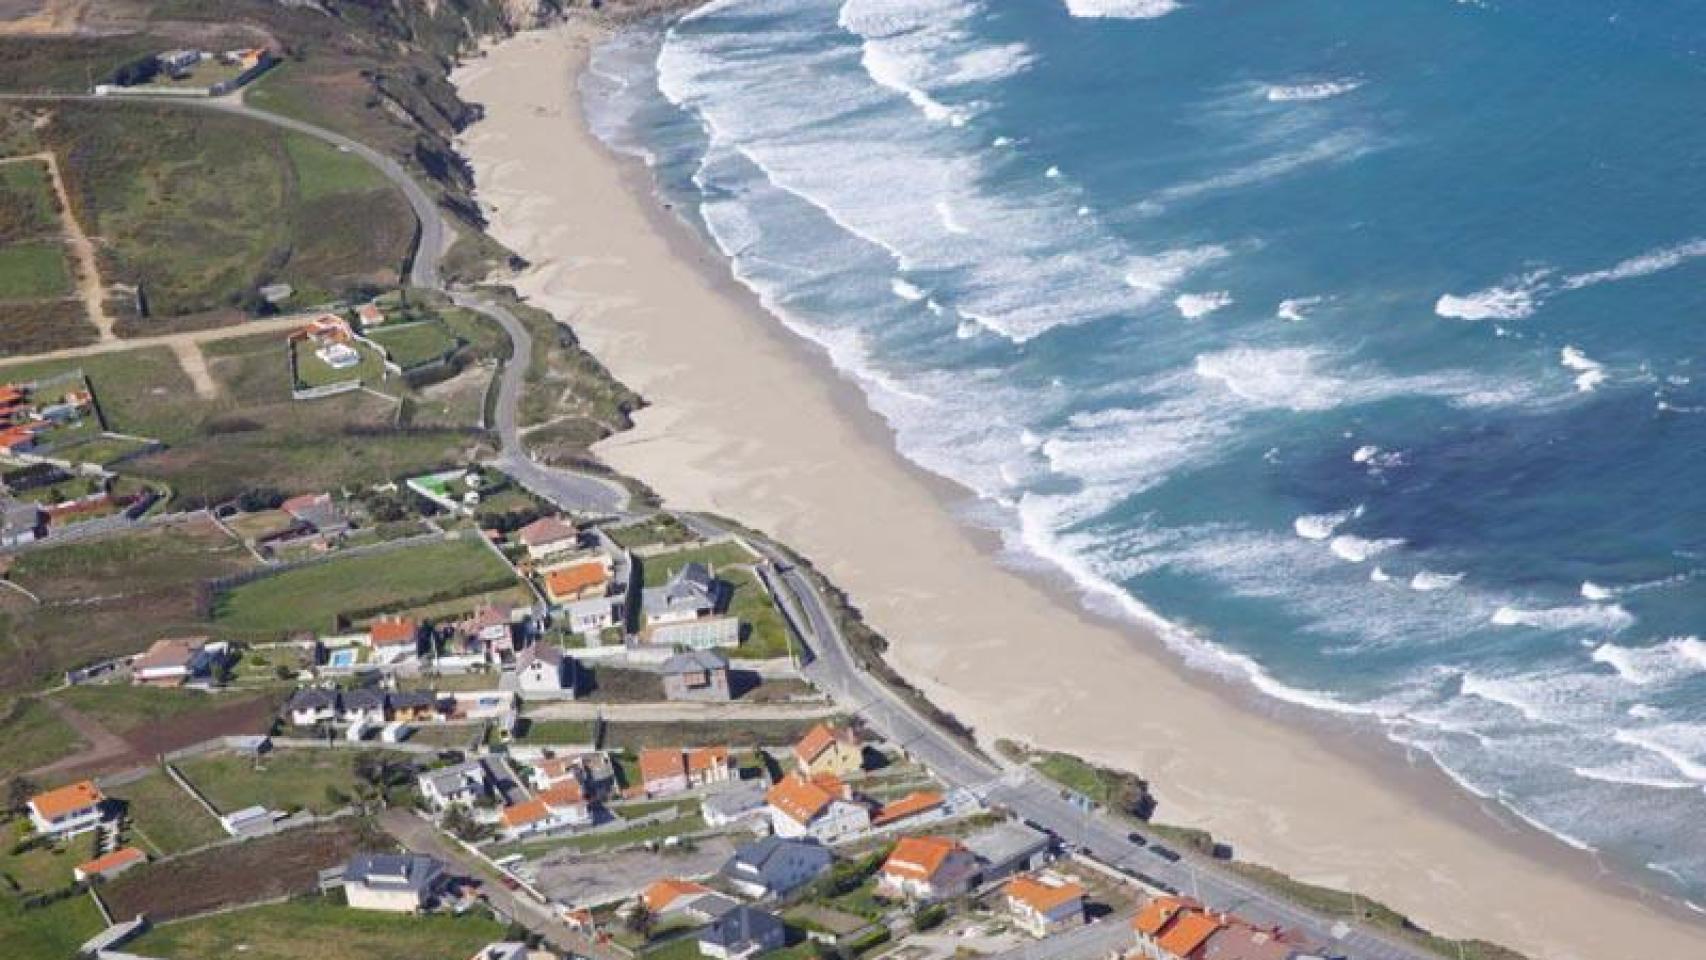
[
  {"xmin": 0, "ymin": 151, "xmax": 116, "ymax": 342},
  {"xmin": 27, "ymin": 695, "xmax": 128, "ymax": 778},
  {"xmin": 0, "ymin": 312, "xmax": 307, "ymax": 370},
  {"xmin": 0, "ymin": 0, "xmax": 91, "ymax": 37},
  {"xmin": 170, "ymin": 338, "xmax": 219, "ymax": 399}
]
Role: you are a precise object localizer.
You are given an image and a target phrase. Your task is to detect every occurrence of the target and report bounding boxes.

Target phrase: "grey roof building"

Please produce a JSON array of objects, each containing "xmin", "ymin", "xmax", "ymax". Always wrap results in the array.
[
  {"xmin": 419, "ymin": 758, "xmax": 493, "ymax": 810},
  {"xmin": 701, "ymin": 780, "xmax": 769, "ymax": 828},
  {"xmin": 0, "ymin": 498, "xmax": 43, "ymax": 546},
  {"xmin": 720, "ymin": 836, "xmax": 831, "ymax": 899},
  {"xmin": 661, "ymin": 649, "xmax": 732, "ymax": 702},
  {"xmin": 343, "ymin": 853, "xmax": 447, "ymax": 912},
  {"xmin": 963, "ymin": 821, "xmax": 1053, "ymax": 881},
  {"xmin": 642, "ymin": 562, "xmax": 719, "ymax": 624},
  {"xmin": 698, "ymin": 905, "xmax": 786, "ymax": 960}
]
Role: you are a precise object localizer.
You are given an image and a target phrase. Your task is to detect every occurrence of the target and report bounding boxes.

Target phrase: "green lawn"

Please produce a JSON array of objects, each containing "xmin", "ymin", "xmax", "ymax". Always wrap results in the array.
[
  {"xmin": 367, "ymin": 322, "xmax": 460, "ymax": 370},
  {"xmin": 511, "ymin": 719, "xmax": 597, "ymax": 744},
  {"xmin": 292, "ymin": 336, "xmax": 384, "ymax": 390},
  {"xmin": 0, "ymin": 697, "xmax": 83, "ymax": 782},
  {"xmin": 0, "ymin": 889, "xmax": 106, "ymax": 960},
  {"xmin": 54, "ymin": 685, "xmax": 243, "ymax": 737},
  {"xmin": 0, "ymin": 817, "xmax": 98, "ymax": 894},
  {"xmin": 602, "ymin": 719, "xmax": 830, "ymax": 751},
  {"xmin": 640, "ymin": 542, "xmax": 759, "ymax": 587},
  {"xmin": 0, "ymin": 241, "xmax": 71, "ymax": 301},
  {"xmin": 0, "ymin": 158, "xmax": 58, "ymax": 242},
  {"xmin": 212, "ymin": 537, "xmax": 519, "ymax": 634},
  {"xmin": 175, "ymin": 748, "xmax": 400, "ymax": 816},
  {"xmin": 284, "ymin": 135, "xmax": 387, "ymax": 201},
  {"xmin": 607, "ymin": 515, "xmax": 696, "ymax": 551},
  {"xmin": 128, "ymin": 895, "xmax": 508, "ymax": 960},
  {"xmin": 723, "ymin": 568, "xmax": 792, "ymax": 660},
  {"xmin": 107, "ymin": 770, "xmax": 226, "ymax": 855}
]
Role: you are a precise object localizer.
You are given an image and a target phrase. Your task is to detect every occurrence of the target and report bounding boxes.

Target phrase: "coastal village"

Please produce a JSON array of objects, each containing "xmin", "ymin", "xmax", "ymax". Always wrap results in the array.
[{"xmin": 0, "ymin": 4, "xmax": 1599, "ymax": 960}]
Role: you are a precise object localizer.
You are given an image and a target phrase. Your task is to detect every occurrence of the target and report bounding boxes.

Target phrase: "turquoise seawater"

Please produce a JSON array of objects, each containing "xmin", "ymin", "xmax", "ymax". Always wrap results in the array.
[{"xmin": 584, "ymin": 0, "xmax": 1706, "ymax": 904}]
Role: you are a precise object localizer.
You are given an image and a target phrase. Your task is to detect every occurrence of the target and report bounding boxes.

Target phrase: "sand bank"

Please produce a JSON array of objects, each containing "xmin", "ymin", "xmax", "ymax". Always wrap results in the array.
[{"xmin": 451, "ymin": 21, "xmax": 1706, "ymax": 959}]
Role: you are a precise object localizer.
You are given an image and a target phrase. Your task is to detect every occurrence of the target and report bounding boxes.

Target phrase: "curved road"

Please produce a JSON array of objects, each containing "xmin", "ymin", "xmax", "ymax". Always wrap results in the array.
[{"xmin": 22, "ymin": 90, "xmax": 1447, "ymax": 960}]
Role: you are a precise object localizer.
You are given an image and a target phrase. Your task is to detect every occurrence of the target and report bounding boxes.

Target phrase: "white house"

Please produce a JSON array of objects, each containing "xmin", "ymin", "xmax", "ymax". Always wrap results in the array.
[
  {"xmin": 339, "ymin": 688, "xmax": 389, "ymax": 725},
  {"xmin": 131, "ymin": 636, "xmax": 222, "ymax": 687},
  {"xmin": 877, "ymin": 836, "xmax": 980, "ymax": 902},
  {"xmin": 515, "ymin": 516, "xmax": 581, "ymax": 561},
  {"xmin": 1003, "ymin": 873, "xmax": 1088, "ymax": 938},
  {"xmin": 419, "ymin": 759, "xmax": 494, "ymax": 811},
  {"xmin": 642, "ymin": 562, "xmax": 719, "ymax": 627},
  {"xmin": 287, "ymin": 688, "xmax": 340, "ymax": 726},
  {"xmin": 516, "ymin": 643, "xmax": 573, "ymax": 696},
  {"xmin": 27, "ymin": 781, "xmax": 106, "ymax": 837},
  {"xmin": 343, "ymin": 853, "xmax": 447, "ymax": 913},
  {"xmin": 499, "ymin": 781, "xmax": 593, "ymax": 839},
  {"xmin": 765, "ymin": 772, "xmax": 870, "ymax": 843}
]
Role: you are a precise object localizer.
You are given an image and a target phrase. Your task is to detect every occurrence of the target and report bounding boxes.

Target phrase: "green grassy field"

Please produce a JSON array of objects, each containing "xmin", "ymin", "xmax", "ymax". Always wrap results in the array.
[
  {"xmin": 511, "ymin": 718, "xmax": 596, "ymax": 744},
  {"xmin": 367, "ymin": 322, "xmax": 460, "ymax": 369},
  {"xmin": 175, "ymin": 748, "xmax": 388, "ymax": 815},
  {"xmin": 42, "ymin": 102, "xmax": 412, "ymax": 326},
  {"xmin": 0, "ymin": 697, "xmax": 83, "ymax": 782},
  {"xmin": 213, "ymin": 536, "xmax": 519, "ymax": 633},
  {"xmin": 0, "ymin": 159, "xmax": 59, "ymax": 243},
  {"xmin": 0, "ymin": 817, "xmax": 98, "ymax": 894},
  {"xmin": 0, "ymin": 241, "xmax": 71, "ymax": 302},
  {"xmin": 602, "ymin": 718, "xmax": 829, "ymax": 750},
  {"xmin": 0, "ymin": 519, "xmax": 259, "ymax": 696},
  {"xmin": 640, "ymin": 542, "xmax": 759, "ymax": 588},
  {"xmin": 106, "ymin": 769, "xmax": 227, "ymax": 856},
  {"xmin": 0, "ymin": 889, "xmax": 106, "ymax": 960},
  {"xmin": 55, "ymin": 685, "xmax": 239, "ymax": 737},
  {"xmin": 723, "ymin": 568, "xmax": 792, "ymax": 659},
  {"xmin": 292, "ymin": 336, "xmax": 384, "ymax": 389},
  {"xmin": 129, "ymin": 894, "xmax": 508, "ymax": 960}
]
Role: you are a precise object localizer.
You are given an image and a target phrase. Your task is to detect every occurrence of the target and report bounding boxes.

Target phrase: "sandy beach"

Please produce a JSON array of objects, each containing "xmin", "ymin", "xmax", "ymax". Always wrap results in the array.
[{"xmin": 452, "ymin": 20, "xmax": 1706, "ymax": 960}]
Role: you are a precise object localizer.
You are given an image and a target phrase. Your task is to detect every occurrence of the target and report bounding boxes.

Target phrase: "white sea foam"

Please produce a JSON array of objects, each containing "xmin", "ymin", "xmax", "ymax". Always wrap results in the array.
[
  {"xmin": 1562, "ymin": 238, "xmax": 1706, "ymax": 290},
  {"xmin": 890, "ymin": 277, "xmax": 927, "ymax": 301},
  {"xmin": 1044, "ymin": 165, "xmax": 1062, "ymax": 178},
  {"xmin": 1142, "ymin": 133, "xmax": 1375, "ymax": 213},
  {"xmin": 1062, "ymin": 0, "xmax": 1180, "ymax": 18},
  {"xmin": 1613, "ymin": 725, "xmax": 1706, "ymax": 783},
  {"xmin": 1581, "ymin": 580, "xmax": 1615, "ymax": 601},
  {"xmin": 841, "ymin": 0, "xmax": 1032, "ymax": 126},
  {"xmin": 1369, "ymin": 565, "xmax": 1392, "ymax": 582},
  {"xmin": 1571, "ymin": 764, "xmax": 1698, "ymax": 791},
  {"xmin": 1276, "ymin": 295, "xmax": 1323, "ymax": 321},
  {"xmin": 1491, "ymin": 603, "xmax": 1636, "ymax": 633},
  {"xmin": 1293, "ymin": 508, "xmax": 1356, "ymax": 541},
  {"xmin": 1174, "ymin": 291, "xmax": 1233, "ymax": 319},
  {"xmin": 1265, "ymin": 79, "xmax": 1364, "ymax": 102},
  {"xmin": 1560, "ymin": 345, "xmax": 1607, "ymax": 393},
  {"xmin": 1434, "ymin": 272, "xmax": 1548, "ymax": 321},
  {"xmin": 1123, "ymin": 245, "xmax": 1231, "ymax": 292},
  {"xmin": 1410, "ymin": 571, "xmax": 1463, "ymax": 591},
  {"xmin": 1329, "ymin": 534, "xmax": 1403, "ymax": 563},
  {"xmin": 1592, "ymin": 637, "xmax": 1706, "ymax": 686}
]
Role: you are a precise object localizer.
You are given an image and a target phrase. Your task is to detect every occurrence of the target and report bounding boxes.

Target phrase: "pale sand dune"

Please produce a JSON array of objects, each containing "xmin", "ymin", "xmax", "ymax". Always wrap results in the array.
[{"xmin": 452, "ymin": 22, "xmax": 1706, "ymax": 959}]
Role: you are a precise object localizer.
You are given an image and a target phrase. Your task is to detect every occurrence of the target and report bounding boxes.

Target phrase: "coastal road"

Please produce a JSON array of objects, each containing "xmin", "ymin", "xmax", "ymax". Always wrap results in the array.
[
  {"xmin": 728, "ymin": 526, "xmax": 1438, "ymax": 960},
  {"xmin": 14, "ymin": 90, "xmax": 1431, "ymax": 960}
]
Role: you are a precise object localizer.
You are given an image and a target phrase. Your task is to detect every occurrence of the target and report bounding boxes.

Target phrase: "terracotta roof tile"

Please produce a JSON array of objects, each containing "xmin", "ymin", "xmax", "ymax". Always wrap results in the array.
[
  {"xmin": 1004, "ymin": 874, "xmax": 1086, "ymax": 914},
  {"xmin": 29, "ymin": 780, "xmax": 103, "ymax": 820},
  {"xmin": 881, "ymin": 836, "xmax": 963, "ymax": 882},
  {"xmin": 872, "ymin": 791, "xmax": 943, "ymax": 826}
]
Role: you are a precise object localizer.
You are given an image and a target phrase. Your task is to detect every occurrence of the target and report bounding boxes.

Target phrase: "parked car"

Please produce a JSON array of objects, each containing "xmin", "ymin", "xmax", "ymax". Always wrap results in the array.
[
  {"xmin": 1149, "ymin": 845, "xmax": 1181, "ymax": 863},
  {"xmin": 1126, "ymin": 832, "xmax": 1148, "ymax": 847}
]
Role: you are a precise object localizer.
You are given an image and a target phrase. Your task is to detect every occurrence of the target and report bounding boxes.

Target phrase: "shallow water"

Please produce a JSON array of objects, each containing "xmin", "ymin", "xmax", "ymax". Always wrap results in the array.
[{"xmin": 584, "ymin": 0, "xmax": 1706, "ymax": 905}]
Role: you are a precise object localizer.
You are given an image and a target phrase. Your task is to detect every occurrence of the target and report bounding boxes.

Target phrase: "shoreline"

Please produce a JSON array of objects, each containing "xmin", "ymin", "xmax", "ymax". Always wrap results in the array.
[{"xmin": 450, "ymin": 19, "xmax": 1706, "ymax": 960}]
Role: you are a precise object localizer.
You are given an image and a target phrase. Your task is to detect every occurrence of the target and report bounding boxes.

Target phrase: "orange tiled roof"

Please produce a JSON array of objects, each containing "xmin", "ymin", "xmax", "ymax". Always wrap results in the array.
[
  {"xmin": 518, "ymin": 516, "xmax": 578, "ymax": 547},
  {"xmin": 765, "ymin": 772, "xmax": 846, "ymax": 826},
  {"xmin": 501, "ymin": 797, "xmax": 551, "ymax": 828},
  {"xmin": 872, "ymin": 790, "xmax": 944, "ymax": 826},
  {"xmin": 369, "ymin": 617, "xmax": 417, "ymax": 647},
  {"xmin": 638, "ymin": 748, "xmax": 687, "ymax": 785},
  {"xmin": 1133, "ymin": 896, "xmax": 1201, "ymax": 937},
  {"xmin": 537, "ymin": 757, "xmax": 575, "ymax": 780},
  {"xmin": 1004, "ymin": 874, "xmax": 1086, "ymax": 914},
  {"xmin": 686, "ymin": 746, "xmax": 730, "ymax": 775},
  {"xmin": 882, "ymin": 835, "xmax": 963, "ymax": 882},
  {"xmin": 29, "ymin": 780, "xmax": 103, "ymax": 820},
  {"xmin": 793, "ymin": 722, "xmax": 855, "ymax": 764},
  {"xmin": 539, "ymin": 782, "xmax": 585, "ymax": 808},
  {"xmin": 1157, "ymin": 912, "xmax": 1225, "ymax": 958},
  {"xmin": 77, "ymin": 846, "xmax": 145, "ymax": 877},
  {"xmin": 545, "ymin": 561, "xmax": 608, "ymax": 600},
  {"xmin": 643, "ymin": 878, "xmax": 711, "ymax": 913}
]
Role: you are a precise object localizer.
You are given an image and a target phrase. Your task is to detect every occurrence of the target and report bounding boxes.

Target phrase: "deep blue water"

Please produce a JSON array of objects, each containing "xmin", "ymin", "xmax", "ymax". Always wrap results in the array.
[{"xmin": 584, "ymin": 0, "xmax": 1706, "ymax": 904}]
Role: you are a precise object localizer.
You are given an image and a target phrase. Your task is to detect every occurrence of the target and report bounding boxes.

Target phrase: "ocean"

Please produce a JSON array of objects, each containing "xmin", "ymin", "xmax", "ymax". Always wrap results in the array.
[{"xmin": 582, "ymin": 0, "xmax": 1706, "ymax": 907}]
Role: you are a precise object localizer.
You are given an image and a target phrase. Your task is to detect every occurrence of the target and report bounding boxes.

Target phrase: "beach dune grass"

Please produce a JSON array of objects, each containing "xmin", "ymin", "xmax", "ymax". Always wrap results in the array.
[
  {"xmin": 127, "ymin": 895, "xmax": 508, "ymax": 960},
  {"xmin": 212, "ymin": 536, "xmax": 520, "ymax": 634},
  {"xmin": 0, "ymin": 241, "xmax": 71, "ymax": 301}
]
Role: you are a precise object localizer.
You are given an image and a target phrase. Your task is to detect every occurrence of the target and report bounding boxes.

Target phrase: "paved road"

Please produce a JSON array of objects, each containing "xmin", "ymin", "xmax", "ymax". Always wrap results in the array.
[
  {"xmin": 379, "ymin": 808, "xmax": 628, "ymax": 960},
  {"xmin": 990, "ymin": 911, "xmax": 1137, "ymax": 960},
  {"xmin": 14, "ymin": 90, "xmax": 1436, "ymax": 960}
]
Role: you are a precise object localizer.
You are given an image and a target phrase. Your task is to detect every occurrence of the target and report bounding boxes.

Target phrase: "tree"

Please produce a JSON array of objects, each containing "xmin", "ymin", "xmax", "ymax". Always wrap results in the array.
[
  {"xmin": 624, "ymin": 899, "xmax": 654, "ymax": 939},
  {"xmin": 5, "ymin": 776, "xmax": 37, "ymax": 815}
]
